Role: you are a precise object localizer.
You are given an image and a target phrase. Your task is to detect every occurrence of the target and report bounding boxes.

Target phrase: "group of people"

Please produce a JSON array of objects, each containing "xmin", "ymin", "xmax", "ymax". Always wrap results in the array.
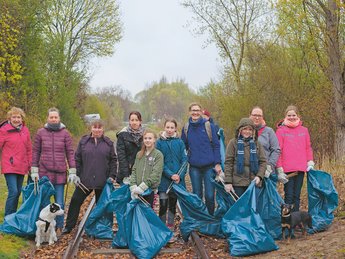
[{"xmin": 0, "ymin": 102, "xmax": 314, "ymax": 237}]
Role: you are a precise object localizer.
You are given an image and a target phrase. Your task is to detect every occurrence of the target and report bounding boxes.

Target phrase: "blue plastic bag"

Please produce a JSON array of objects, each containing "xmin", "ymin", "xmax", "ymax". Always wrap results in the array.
[
  {"xmin": 307, "ymin": 169, "xmax": 338, "ymax": 233},
  {"xmin": 125, "ymin": 191, "xmax": 172, "ymax": 259},
  {"xmin": 112, "ymin": 184, "xmax": 131, "ymax": 248},
  {"xmin": 172, "ymin": 184, "xmax": 223, "ymax": 241},
  {"xmin": 212, "ymin": 179, "xmax": 236, "ymax": 219},
  {"xmin": 85, "ymin": 180, "xmax": 115, "ymax": 239},
  {"xmin": 221, "ymin": 182, "xmax": 278, "ymax": 257},
  {"xmin": 256, "ymin": 178, "xmax": 284, "ymax": 240},
  {"xmin": 0, "ymin": 176, "xmax": 55, "ymax": 236}
]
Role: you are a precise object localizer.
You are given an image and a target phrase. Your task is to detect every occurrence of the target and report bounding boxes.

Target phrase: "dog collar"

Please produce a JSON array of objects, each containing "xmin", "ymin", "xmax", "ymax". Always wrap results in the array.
[{"xmin": 38, "ymin": 217, "xmax": 51, "ymax": 232}]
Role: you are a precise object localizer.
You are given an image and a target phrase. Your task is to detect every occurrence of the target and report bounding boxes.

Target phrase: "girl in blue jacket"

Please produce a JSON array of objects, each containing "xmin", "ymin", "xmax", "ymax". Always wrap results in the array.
[{"xmin": 156, "ymin": 118, "xmax": 187, "ymax": 231}]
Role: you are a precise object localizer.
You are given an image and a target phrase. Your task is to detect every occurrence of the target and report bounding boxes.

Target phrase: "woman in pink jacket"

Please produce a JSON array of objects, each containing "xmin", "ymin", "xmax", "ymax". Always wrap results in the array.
[
  {"xmin": 0, "ymin": 107, "xmax": 32, "ymax": 216},
  {"xmin": 276, "ymin": 105, "xmax": 314, "ymax": 211}
]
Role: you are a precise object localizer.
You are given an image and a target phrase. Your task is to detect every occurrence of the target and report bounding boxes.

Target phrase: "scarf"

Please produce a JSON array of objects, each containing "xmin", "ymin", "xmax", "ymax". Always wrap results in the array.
[
  {"xmin": 283, "ymin": 117, "xmax": 300, "ymax": 128},
  {"xmin": 236, "ymin": 135, "xmax": 259, "ymax": 174},
  {"xmin": 46, "ymin": 123, "xmax": 61, "ymax": 131},
  {"xmin": 127, "ymin": 125, "xmax": 144, "ymax": 145}
]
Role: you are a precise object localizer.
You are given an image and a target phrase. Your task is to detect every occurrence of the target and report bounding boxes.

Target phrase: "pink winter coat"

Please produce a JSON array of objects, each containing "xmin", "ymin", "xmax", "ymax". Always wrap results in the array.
[
  {"xmin": 276, "ymin": 122, "xmax": 313, "ymax": 173},
  {"xmin": 0, "ymin": 121, "xmax": 32, "ymax": 175},
  {"xmin": 32, "ymin": 123, "xmax": 76, "ymax": 184}
]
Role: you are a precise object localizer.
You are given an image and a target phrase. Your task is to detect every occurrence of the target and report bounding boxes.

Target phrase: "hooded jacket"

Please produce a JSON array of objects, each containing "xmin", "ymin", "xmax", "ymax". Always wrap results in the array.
[
  {"xmin": 181, "ymin": 117, "xmax": 221, "ymax": 168},
  {"xmin": 156, "ymin": 132, "xmax": 188, "ymax": 192},
  {"xmin": 276, "ymin": 121, "xmax": 313, "ymax": 173},
  {"xmin": 0, "ymin": 121, "xmax": 32, "ymax": 175},
  {"xmin": 32, "ymin": 123, "xmax": 76, "ymax": 184},
  {"xmin": 224, "ymin": 118, "xmax": 266, "ymax": 186}
]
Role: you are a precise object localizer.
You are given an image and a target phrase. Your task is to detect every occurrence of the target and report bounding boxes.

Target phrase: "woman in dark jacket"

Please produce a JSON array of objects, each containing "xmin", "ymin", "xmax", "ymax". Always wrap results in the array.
[
  {"xmin": 62, "ymin": 119, "xmax": 117, "ymax": 234},
  {"xmin": 116, "ymin": 111, "xmax": 144, "ymax": 184},
  {"xmin": 31, "ymin": 107, "xmax": 76, "ymax": 229}
]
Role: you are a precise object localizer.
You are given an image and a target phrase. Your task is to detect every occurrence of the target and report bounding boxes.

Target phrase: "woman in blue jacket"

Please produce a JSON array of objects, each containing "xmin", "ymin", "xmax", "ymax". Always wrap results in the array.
[{"xmin": 156, "ymin": 118, "xmax": 187, "ymax": 230}]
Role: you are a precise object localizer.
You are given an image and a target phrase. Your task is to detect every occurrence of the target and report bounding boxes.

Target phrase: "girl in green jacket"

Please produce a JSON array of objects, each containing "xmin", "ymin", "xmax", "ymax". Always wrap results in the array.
[{"xmin": 130, "ymin": 129, "xmax": 164, "ymax": 207}]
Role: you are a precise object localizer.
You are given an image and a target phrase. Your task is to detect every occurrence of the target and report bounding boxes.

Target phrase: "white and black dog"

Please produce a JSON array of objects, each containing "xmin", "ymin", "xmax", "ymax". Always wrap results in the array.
[{"xmin": 35, "ymin": 203, "xmax": 64, "ymax": 247}]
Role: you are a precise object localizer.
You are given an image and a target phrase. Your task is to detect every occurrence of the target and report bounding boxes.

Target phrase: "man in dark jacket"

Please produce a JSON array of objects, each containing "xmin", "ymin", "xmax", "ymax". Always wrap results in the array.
[
  {"xmin": 181, "ymin": 103, "xmax": 222, "ymax": 215},
  {"xmin": 62, "ymin": 119, "xmax": 117, "ymax": 234}
]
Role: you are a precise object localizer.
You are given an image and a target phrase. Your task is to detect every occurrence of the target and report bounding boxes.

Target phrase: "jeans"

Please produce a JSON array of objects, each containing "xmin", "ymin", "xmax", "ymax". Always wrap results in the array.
[
  {"xmin": 65, "ymin": 187, "xmax": 103, "ymax": 229},
  {"xmin": 54, "ymin": 184, "xmax": 65, "ymax": 228},
  {"xmin": 189, "ymin": 166, "xmax": 215, "ymax": 215},
  {"xmin": 284, "ymin": 172, "xmax": 304, "ymax": 211},
  {"xmin": 4, "ymin": 174, "xmax": 24, "ymax": 216}
]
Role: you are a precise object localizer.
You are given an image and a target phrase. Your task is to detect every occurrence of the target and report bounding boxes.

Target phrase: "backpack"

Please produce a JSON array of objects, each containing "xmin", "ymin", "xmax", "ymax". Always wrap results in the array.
[{"xmin": 184, "ymin": 120, "xmax": 213, "ymax": 143}]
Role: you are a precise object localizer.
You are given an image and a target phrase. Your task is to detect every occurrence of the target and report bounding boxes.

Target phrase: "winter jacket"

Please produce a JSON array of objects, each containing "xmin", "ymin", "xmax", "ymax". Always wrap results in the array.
[
  {"xmin": 130, "ymin": 148, "xmax": 163, "ymax": 190},
  {"xmin": 224, "ymin": 138, "xmax": 266, "ymax": 186},
  {"xmin": 156, "ymin": 135, "xmax": 188, "ymax": 192},
  {"xmin": 32, "ymin": 123, "xmax": 76, "ymax": 184},
  {"xmin": 276, "ymin": 122, "xmax": 313, "ymax": 173},
  {"xmin": 75, "ymin": 135, "xmax": 118, "ymax": 189},
  {"xmin": 257, "ymin": 125, "xmax": 281, "ymax": 168},
  {"xmin": 181, "ymin": 117, "xmax": 221, "ymax": 168},
  {"xmin": 0, "ymin": 121, "xmax": 32, "ymax": 175},
  {"xmin": 116, "ymin": 129, "xmax": 143, "ymax": 182}
]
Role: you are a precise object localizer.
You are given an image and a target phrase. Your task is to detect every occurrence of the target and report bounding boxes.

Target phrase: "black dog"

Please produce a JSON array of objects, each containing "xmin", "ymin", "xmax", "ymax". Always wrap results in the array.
[{"xmin": 281, "ymin": 204, "xmax": 312, "ymax": 242}]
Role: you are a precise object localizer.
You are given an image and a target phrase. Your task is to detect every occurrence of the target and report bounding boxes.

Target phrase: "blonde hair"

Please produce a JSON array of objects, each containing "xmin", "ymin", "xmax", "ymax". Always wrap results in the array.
[
  {"xmin": 138, "ymin": 129, "xmax": 157, "ymax": 159},
  {"xmin": 188, "ymin": 102, "xmax": 202, "ymax": 111},
  {"xmin": 7, "ymin": 107, "xmax": 25, "ymax": 120},
  {"xmin": 285, "ymin": 105, "xmax": 299, "ymax": 116}
]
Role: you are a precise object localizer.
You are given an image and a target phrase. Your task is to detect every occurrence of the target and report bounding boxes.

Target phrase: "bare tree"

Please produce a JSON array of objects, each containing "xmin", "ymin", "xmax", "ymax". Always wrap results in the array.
[{"xmin": 182, "ymin": 0, "xmax": 272, "ymax": 88}]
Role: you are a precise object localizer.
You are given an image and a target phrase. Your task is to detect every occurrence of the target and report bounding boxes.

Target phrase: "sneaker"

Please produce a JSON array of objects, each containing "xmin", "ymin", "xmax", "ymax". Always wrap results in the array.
[{"xmin": 62, "ymin": 228, "xmax": 72, "ymax": 235}]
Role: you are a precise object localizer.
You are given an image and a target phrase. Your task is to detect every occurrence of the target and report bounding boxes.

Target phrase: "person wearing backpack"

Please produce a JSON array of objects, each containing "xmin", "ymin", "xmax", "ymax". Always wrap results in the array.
[{"xmin": 181, "ymin": 103, "xmax": 222, "ymax": 215}]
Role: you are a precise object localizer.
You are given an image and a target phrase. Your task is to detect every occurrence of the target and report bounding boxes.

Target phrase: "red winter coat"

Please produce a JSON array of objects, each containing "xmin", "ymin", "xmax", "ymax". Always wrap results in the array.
[
  {"xmin": 32, "ymin": 123, "xmax": 76, "ymax": 184},
  {"xmin": 0, "ymin": 121, "xmax": 32, "ymax": 175}
]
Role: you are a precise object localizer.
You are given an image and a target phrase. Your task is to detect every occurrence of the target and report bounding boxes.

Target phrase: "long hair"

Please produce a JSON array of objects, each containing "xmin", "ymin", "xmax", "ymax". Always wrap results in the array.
[{"xmin": 137, "ymin": 129, "xmax": 157, "ymax": 159}]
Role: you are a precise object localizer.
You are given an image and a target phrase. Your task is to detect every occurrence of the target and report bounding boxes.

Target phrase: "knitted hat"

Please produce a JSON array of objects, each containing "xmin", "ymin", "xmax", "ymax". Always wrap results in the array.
[{"xmin": 235, "ymin": 118, "xmax": 256, "ymax": 138}]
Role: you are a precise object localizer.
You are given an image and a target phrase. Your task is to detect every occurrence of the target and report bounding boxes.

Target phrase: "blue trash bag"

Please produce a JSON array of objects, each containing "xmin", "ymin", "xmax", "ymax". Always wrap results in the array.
[
  {"xmin": 125, "ymin": 189, "xmax": 173, "ymax": 259},
  {"xmin": 112, "ymin": 184, "xmax": 132, "ymax": 248},
  {"xmin": 221, "ymin": 181, "xmax": 279, "ymax": 257},
  {"xmin": 256, "ymin": 178, "xmax": 284, "ymax": 240},
  {"xmin": 219, "ymin": 128, "xmax": 226, "ymax": 171},
  {"xmin": 85, "ymin": 180, "xmax": 115, "ymax": 239},
  {"xmin": 212, "ymin": 179, "xmax": 236, "ymax": 219},
  {"xmin": 172, "ymin": 184, "xmax": 223, "ymax": 241},
  {"xmin": 0, "ymin": 176, "xmax": 55, "ymax": 236},
  {"xmin": 307, "ymin": 169, "xmax": 338, "ymax": 233}
]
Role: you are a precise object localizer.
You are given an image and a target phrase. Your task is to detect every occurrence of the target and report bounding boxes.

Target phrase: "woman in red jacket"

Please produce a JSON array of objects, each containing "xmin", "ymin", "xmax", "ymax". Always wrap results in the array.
[{"xmin": 0, "ymin": 107, "xmax": 32, "ymax": 216}]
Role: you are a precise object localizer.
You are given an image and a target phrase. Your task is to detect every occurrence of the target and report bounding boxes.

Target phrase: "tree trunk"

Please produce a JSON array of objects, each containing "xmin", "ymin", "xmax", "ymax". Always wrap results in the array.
[{"xmin": 326, "ymin": 0, "xmax": 345, "ymax": 160}]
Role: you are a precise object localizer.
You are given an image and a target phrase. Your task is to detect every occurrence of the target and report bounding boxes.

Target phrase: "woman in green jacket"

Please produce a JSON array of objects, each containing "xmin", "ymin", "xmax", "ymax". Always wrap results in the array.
[{"xmin": 130, "ymin": 129, "xmax": 164, "ymax": 207}]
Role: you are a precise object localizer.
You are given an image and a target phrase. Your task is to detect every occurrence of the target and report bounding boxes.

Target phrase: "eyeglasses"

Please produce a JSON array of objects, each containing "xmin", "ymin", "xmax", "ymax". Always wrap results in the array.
[
  {"xmin": 250, "ymin": 114, "xmax": 263, "ymax": 118},
  {"xmin": 191, "ymin": 109, "xmax": 201, "ymax": 112}
]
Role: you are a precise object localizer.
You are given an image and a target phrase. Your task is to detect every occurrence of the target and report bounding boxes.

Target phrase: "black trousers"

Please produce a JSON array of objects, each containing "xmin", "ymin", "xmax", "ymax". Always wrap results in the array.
[{"xmin": 65, "ymin": 187, "xmax": 103, "ymax": 229}]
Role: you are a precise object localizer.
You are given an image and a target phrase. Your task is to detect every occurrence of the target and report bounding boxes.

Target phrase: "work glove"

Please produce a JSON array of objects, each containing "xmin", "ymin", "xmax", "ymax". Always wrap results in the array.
[
  {"xmin": 215, "ymin": 171, "xmax": 225, "ymax": 183},
  {"xmin": 30, "ymin": 167, "xmax": 39, "ymax": 181},
  {"xmin": 254, "ymin": 176, "xmax": 261, "ymax": 186},
  {"xmin": 122, "ymin": 176, "xmax": 130, "ymax": 185},
  {"xmin": 264, "ymin": 164, "xmax": 273, "ymax": 178},
  {"xmin": 224, "ymin": 183, "xmax": 235, "ymax": 193},
  {"xmin": 277, "ymin": 167, "xmax": 289, "ymax": 184},
  {"xmin": 306, "ymin": 160, "xmax": 315, "ymax": 172},
  {"xmin": 130, "ymin": 185, "xmax": 139, "ymax": 200},
  {"xmin": 68, "ymin": 168, "xmax": 80, "ymax": 184},
  {"xmin": 136, "ymin": 182, "xmax": 149, "ymax": 193}
]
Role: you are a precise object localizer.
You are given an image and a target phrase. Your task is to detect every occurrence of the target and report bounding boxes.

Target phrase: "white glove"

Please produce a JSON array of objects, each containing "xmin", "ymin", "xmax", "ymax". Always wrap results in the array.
[
  {"xmin": 277, "ymin": 167, "xmax": 289, "ymax": 184},
  {"xmin": 224, "ymin": 183, "xmax": 235, "ymax": 193},
  {"xmin": 130, "ymin": 185, "xmax": 139, "ymax": 200},
  {"xmin": 254, "ymin": 176, "xmax": 261, "ymax": 186},
  {"xmin": 215, "ymin": 171, "xmax": 225, "ymax": 183},
  {"xmin": 123, "ymin": 177, "xmax": 130, "ymax": 185},
  {"xmin": 134, "ymin": 186, "xmax": 144, "ymax": 195},
  {"xmin": 306, "ymin": 161, "xmax": 315, "ymax": 172},
  {"xmin": 264, "ymin": 165, "xmax": 273, "ymax": 178},
  {"xmin": 30, "ymin": 167, "xmax": 39, "ymax": 181},
  {"xmin": 131, "ymin": 192, "xmax": 139, "ymax": 200}
]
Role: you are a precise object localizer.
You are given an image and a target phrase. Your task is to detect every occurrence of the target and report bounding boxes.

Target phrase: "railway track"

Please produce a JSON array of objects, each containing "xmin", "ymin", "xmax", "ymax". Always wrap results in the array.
[{"xmin": 60, "ymin": 193, "xmax": 213, "ymax": 258}]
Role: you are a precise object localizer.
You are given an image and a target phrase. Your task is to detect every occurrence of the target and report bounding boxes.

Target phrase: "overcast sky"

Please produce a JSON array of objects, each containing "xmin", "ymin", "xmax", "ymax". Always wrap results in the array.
[{"xmin": 88, "ymin": 0, "xmax": 222, "ymax": 96}]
